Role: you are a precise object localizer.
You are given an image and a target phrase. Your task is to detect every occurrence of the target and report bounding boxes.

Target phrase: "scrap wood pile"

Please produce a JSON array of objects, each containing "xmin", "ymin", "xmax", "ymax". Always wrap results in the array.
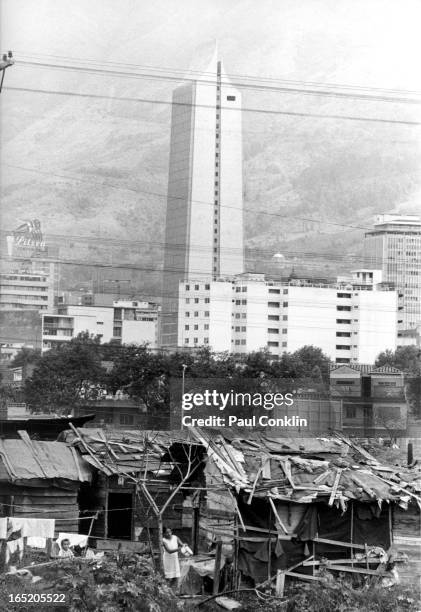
[
  {"xmin": 188, "ymin": 429, "xmax": 421, "ymax": 512},
  {"xmin": 60, "ymin": 427, "xmax": 202, "ymax": 479},
  {"xmin": 59, "ymin": 427, "xmax": 421, "ymax": 511}
]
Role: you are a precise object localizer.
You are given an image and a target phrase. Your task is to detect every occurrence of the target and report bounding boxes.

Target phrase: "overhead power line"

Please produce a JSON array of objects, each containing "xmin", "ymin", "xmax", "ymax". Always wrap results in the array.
[
  {"xmin": 1, "ymin": 230, "xmax": 419, "ymax": 267},
  {"xmin": 5, "ymin": 85, "xmax": 421, "ymax": 128},
  {"xmin": 4, "ymin": 254, "xmax": 418, "ymax": 292},
  {"xmin": 14, "ymin": 50, "xmax": 421, "ymax": 96},
  {"xmin": 16, "ymin": 58, "xmax": 421, "ymax": 106},
  {"xmin": 0, "ymin": 163, "xmax": 402, "ymax": 234}
]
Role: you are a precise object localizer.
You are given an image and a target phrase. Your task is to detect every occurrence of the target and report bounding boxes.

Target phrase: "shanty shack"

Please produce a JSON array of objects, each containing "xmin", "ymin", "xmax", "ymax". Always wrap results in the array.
[
  {"xmin": 59, "ymin": 428, "xmax": 206, "ymax": 547},
  {"xmin": 60, "ymin": 426, "xmax": 420, "ymax": 586},
  {"xmin": 0, "ymin": 432, "xmax": 92, "ymax": 534},
  {"xmin": 195, "ymin": 429, "xmax": 421, "ymax": 585}
]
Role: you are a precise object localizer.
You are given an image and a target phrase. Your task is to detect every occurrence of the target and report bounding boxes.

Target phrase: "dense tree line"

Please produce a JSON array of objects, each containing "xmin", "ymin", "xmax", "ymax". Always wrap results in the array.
[
  {"xmin": 8, "ymin": 334, "xmax": 418, "ymax": 423},
  {"xmin": 14, "ymin": 334, "xmax": 330, "ymax": 422},
  {"xmin": 375, "ymin": 346, "xmax": 421, "ymax": 418}
]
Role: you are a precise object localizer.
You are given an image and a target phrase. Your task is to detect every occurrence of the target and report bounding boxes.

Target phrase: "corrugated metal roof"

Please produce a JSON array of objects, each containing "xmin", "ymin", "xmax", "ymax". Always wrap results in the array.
[{"xmin": 0, "ymin": 438, "xmax": 92, "ymax": 483}]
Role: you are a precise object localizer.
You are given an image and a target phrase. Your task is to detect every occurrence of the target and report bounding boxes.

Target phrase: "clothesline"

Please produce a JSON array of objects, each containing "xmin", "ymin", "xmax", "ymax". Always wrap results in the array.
[
  {"xmin": 0, "ymin": 485, "xmax": 226, "ymax": 514},
  {"xmin": 0, "ymin": 502, "xmax": 130, "ymax": 514}
]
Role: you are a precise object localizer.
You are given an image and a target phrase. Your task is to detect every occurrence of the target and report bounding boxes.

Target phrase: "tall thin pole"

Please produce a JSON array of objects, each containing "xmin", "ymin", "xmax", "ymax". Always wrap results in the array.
[
  {"xmin": 0, "ymin": 51, "xmax": 14, "ymax": 94},
  {"xmin": 181, "ymin": 364, "xmax": 187, "ymax": 429}
]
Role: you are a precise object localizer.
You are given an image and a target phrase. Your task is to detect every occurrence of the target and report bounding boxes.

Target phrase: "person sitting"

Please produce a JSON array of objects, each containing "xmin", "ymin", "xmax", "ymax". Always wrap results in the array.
[{"xmin": 58, "ymin": 538, "xmax": 74, "ymax": 558}]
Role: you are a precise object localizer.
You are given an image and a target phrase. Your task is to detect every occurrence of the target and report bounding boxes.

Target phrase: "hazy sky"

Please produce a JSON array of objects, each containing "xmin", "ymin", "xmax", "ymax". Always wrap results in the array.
[{"xmin": 2, "ymin": 0, "xmax": 421, "ymax": 92}]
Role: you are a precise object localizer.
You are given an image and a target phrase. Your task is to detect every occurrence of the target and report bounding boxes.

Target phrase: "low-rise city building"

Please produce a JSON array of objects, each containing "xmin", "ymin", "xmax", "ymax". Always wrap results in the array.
[
  {"xmin": 41, "ymin": 300, "xmax": 160, "ymax": 351},
  {"xmin": 330, "ymin": 364, "xmax": 407, "ymax": 436}
]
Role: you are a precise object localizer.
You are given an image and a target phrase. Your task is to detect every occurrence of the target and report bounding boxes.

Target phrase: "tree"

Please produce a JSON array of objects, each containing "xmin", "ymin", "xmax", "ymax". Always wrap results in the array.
[
  {"xmin": 375, "ymin": 346, "xmax": 420, "ymax": 375},
  {"xmin": 375, "ymin": 346, "xmax": 421, "ymax": 418},
  {"xmin": 24, "ymin": 333, "xmax": 107, "ymax": 414},
  {"xmin": 107, "ymin": 344, "xmax": 332, "ymax": 427},
  {"xmin": 10, "ymin": 347, "xmax": 41, "ymax": 368}
]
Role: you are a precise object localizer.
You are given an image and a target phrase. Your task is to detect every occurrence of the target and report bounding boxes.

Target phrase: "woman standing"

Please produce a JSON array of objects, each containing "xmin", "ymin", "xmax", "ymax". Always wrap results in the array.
[{"xmin": 162, "ymin": 527, "xmax": 184, "ymax": 592}]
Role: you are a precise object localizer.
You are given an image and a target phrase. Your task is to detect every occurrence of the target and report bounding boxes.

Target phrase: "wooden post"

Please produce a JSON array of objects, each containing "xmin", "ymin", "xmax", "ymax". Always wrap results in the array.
[
  {"xmin": 213, "ymin": 540, "xmax": 223, "ymax": 595},
  {"xmin": 192, "ymin": 506, "xmax": 200, "ymax": 555},
  {"xmin": 267, "ymin": 505, "xmax": 272, "ymax": 583},
  {"xmin": 350, "ymin": 502, "xmax": 354, "ymax": 567},
  {"xmin": 364, "ymin": 543, "xmax": 369, "ymax": 571},
  {"xmin": 312, "ymin": 541, "xmax": 315, "ymax": 576},
  {"xmin": 233, "ymin": 517, "xmax": 240, "ymax": 592},
  {"xmin": 0, "ymin": 540, "xmax": 6, "ymax": 572},
  {"xmin": 275, "ymin": 570, "xmax": 285, "ymax": 597},
  {"xmin": 104, "ymin": 488, "xmax": 109, "ymax": 539},
  {"xmin": 45, "ymin": 538, "xmax": 53, "ymax": 558},
  {"xmin": 408, "ymin": 442, "xmax": 413, "ymax": 466},
  {"xmin": 146, "ymin": 525, "xmax": 155, "ymax": 570},
  {"xmin": 388, "ymin": 503, "xmax": 393, "ymax": 546}
]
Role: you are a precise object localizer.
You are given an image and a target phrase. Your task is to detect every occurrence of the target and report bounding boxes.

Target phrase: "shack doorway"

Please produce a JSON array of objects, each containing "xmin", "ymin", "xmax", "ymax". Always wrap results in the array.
[{"xmin": 107, "ymin": 492, "xmax": 133, "ymax": 539}]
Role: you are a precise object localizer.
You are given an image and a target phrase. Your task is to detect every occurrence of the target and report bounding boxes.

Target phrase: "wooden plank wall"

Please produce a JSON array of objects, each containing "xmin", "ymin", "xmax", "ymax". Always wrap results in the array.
[
  {"xmin": 393, "ymin": 503, "xmax": 421, "ymax": 585},
  {"xmin": 0, "ymin": 485, "xmax": 80, "ymax": 535}
]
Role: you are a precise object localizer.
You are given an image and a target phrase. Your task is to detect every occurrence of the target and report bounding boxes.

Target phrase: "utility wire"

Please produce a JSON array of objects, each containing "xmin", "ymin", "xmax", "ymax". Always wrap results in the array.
[
  {"xmin": 15, "ymin": 59, "xmax": 421, "ymax": 106},
  {"xmin": 14, "ymin": 50, "xmax": 421, "ymax": 97},
  {"xmin": 5, "ymin": 86, "xmax": 421, "ymax": 127},
  {"xmin": 14, "ymin": 51, "xmax": 421, "ymax": 96},
  {"xmin": 0, "ymin": 163, "xmax": 402, "ymax": 234}
]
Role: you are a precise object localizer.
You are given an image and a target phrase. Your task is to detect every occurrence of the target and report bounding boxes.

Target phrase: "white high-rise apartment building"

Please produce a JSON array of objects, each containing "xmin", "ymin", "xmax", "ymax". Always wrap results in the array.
[
  {"xmin": 178, "ymin": 273, "xmax": 398, "ymax": 364},
  {"xmin": 161, "ymin": 49, "xmax": 244, "ymax": 346},
  {"xmin": 364, "ymin": 214, "xmax": 421, "ymax": 330}
]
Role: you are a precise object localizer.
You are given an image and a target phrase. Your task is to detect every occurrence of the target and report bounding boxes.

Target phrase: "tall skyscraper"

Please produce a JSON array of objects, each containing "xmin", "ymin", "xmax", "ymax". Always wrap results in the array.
[
  {"xmin": 161, "ymin": 49, "xmax": 244, "ymax": 346},
  {"xmin": 364, "ymin": 214, "xmax": 421, "ymax": 330}
]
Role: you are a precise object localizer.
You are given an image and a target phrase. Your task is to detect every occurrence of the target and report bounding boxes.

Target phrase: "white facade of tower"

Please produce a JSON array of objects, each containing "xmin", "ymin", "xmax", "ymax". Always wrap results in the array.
[{"xmin": 161, "ymin": 51, "xmax": 244, "ymax": 347}]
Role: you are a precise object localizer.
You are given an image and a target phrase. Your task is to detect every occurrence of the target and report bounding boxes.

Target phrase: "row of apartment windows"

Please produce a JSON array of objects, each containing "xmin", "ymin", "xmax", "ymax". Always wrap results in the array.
[
  {"xmin": 268, "ymin": 288, "xmax": 289, "ymax": 295},
  {"xmin": 3, "ymin": 304, "xmax": 48, "ymax": 309},
  {"xmin": 1, "ymin": 285, "xmax": 48, "ymax": 292},
  {"xmin": 1, "ymin": 275, "xmax": 47, "ymax": 282},
  {"xmin": 0, "ymin": 295, "xmax": 48, "ymax": 301},
  {"xmin": 43, "ymin": 329, "xmax": 72, "ymax": 336},
  {"xmin": 185, "ymin": 298, "xmax": 210, "ymax": 304},
  {"xmin": 185, "ymin": 324, "xmax": 210, "ymax": 330},
  {"xmin": 267, "ymin": 341, "xmax": 288, "ymax": 347},
  {"xmin": 185, "ymin": 338, "xmax": 209, "ymax": 344},
  {"xmin": 185, "ymin": 284, "xmax": 211, "ymax": 291},
  {"xmin": 185, "ymin": 311, "xmax": 210, "ymax": 317}
]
